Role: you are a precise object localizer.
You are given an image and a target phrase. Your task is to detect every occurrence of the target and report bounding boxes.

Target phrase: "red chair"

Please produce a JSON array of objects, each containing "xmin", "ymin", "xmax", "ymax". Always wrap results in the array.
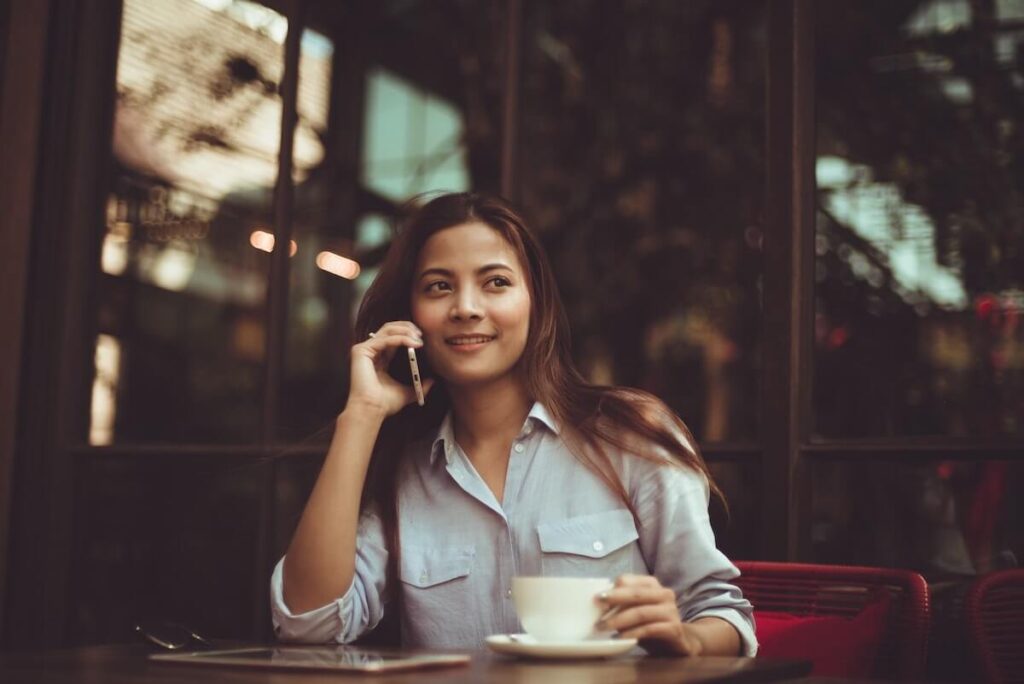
[
  {"xmin": 965, "ymin": 568, "xmax": 1024, "ymax": 684},
  {"xmin": 735, "ymin": 561, "xmax": 930, "ymax": 681}
]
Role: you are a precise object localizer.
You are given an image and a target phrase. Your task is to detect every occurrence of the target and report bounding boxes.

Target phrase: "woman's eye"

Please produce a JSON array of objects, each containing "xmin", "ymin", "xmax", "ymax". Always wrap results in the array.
[
  {"xmin": 424, "ymin": 281, "xmax": 451, "ymax": 293},
  {"xmin": 487, "ymin": 276, "xmax": 511, "ymax": 288}
]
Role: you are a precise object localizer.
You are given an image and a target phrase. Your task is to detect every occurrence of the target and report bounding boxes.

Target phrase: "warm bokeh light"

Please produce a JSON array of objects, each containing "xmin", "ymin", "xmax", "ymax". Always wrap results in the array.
[
  {"xmin": 249, "ymin": 230, "xmax": 274, "ymax": 252},
  {"xmin": 249, "ymin": 230, "xmax": 297, "ymax": 256},
  {"xmin": 147, "ymin": 242, "xmax": 196, "ymax": 291},
  {"xmin": 315, "ymin": 251, "xmax": 361, "ymax": 279},
  {"xmin": 89, "ymin": 334, "xmax": 121, "ymax": 445}
]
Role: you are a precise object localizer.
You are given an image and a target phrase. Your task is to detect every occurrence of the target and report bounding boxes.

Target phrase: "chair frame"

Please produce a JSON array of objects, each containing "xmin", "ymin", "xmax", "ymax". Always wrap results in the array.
[
  {"xmin": 965, "ymin": 568, "xmax": 1024, "ymax": 684},
  {"xmin": 735, "ymin": 561, "xmax": 930, "ymax": 681}
]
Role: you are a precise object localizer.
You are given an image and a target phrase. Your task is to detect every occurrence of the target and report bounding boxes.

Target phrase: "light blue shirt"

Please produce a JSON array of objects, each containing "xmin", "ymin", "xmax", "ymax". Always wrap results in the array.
[{"xmin": 271, "ymin": 402, "xmax": 757, "ymax": 655}]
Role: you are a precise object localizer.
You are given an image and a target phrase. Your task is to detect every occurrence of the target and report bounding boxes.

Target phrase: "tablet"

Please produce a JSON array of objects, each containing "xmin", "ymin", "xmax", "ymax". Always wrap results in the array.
[{"xmin": 150, "ymin": 646, "xmax": 472, "ymax": 673}]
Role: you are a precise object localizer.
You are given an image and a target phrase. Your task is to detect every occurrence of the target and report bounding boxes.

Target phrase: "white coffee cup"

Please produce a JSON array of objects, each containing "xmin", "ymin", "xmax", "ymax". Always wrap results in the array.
[{"xmin": 511, "ymin": 576, "xmax": 612, "ymax": 642}]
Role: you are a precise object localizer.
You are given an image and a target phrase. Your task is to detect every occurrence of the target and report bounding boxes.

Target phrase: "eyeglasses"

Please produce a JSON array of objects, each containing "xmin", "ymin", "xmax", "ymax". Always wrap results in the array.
[{"xmin": 135, "ymin": 621, "xmax": 213, "ymax": 651}]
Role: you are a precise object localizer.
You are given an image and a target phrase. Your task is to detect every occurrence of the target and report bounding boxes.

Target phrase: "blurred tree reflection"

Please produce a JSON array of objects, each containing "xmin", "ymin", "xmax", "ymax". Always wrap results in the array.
[
  {"xmin": 814, "ymin": 0, "xmax": 1024, "ymax": 438},
  {"xmin": 809, "ymin": 0, "xmax": 1024, "ymax": 582},
  {"xmin": 517, "ymin": 0, "xmax": 767, "ymax": 442},
  {"xmin": 92, "ymin": 0, "xmax": 1024, "ymax": 446}
]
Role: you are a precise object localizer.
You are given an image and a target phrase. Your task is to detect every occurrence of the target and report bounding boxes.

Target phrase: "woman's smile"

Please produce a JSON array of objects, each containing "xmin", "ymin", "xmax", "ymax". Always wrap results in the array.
[{"xmin": 445, "ymin": 333, "xmax": 498, "ymax": 352}]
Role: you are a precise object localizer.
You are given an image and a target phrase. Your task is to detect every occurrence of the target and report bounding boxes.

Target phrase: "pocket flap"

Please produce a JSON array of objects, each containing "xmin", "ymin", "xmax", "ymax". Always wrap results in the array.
[
  {"xmin": 537, "ymin": 509, "xmax": 639, "ymax": 558},
  {"xmin": 399, "ymin": 546, "xmax": 475, "ymax": 588}
]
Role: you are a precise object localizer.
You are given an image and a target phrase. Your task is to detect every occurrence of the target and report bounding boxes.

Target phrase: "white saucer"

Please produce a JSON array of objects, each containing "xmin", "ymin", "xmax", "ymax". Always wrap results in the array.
[{"xmin": 485, "ymin": 634, "xmax": 638, "ymax": 659}]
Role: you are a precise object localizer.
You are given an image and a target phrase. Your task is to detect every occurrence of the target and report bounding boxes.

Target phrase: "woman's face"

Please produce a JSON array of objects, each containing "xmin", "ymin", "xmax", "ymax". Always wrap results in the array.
[{"xmin": 411, "ymin": 221, "xmax": 532, "ymax": 389}]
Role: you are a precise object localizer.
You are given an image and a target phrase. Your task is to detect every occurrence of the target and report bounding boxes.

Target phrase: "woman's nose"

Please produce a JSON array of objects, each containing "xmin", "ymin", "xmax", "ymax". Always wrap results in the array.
[{"xmin": 449, "ymin": 290, "xmax": 483, "ymax": 320}]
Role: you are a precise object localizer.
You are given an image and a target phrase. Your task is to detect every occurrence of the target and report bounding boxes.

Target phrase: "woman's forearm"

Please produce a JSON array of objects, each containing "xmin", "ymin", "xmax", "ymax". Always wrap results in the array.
[
  {"xmin": 282, "ymin": 403, "xmax": 386, "ymax": 614},
  {"xmin": 688, "ymin": 616, "xmax": 742, "ymax": 656}
]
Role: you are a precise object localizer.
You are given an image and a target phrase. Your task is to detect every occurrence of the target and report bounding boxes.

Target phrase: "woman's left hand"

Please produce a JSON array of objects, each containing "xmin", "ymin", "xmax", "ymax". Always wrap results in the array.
[{"xmin": 597, "ymin": 574, "xmax": 704, "ymax": 656}]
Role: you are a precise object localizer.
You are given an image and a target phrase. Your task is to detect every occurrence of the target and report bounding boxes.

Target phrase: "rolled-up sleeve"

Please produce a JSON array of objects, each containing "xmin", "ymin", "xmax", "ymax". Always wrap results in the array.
[
  {"xmin": 632, "ymin": 461, "xmax": 758, "ymax": 656},
  {"xmin": 270, "ymin": 509, "xmax": 389, "ymax": 644}
]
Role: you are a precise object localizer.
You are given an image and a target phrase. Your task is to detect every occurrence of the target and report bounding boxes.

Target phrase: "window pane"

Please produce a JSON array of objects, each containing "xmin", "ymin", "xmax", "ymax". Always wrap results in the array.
[
  {"xmin": 708, "ymin": 460, "xmax": 760, "ymax": 560},
  {"xmin": 518, "ymin": 0, "xmax": 766, "ymax": 443},
  {"xmin": 814, "ymin": 1, "xmax": 1024, "ymax": 438},
  {"xmin": 70, "ymin": 456, "xmax": 267, "ymax": 643},
  {"xmin": 809, "ymin": 459, "xmax": 1023, "ymax": 577},
  {"xmin": 89, "ymin": 0, "xmax": 288, "ymax": 443},
  {"xmin": 278, "ymin": 1, "xmax": 504, "ymax": 438}
]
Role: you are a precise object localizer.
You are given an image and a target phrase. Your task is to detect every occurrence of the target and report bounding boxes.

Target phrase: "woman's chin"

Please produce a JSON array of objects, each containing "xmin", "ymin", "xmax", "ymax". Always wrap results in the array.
[{"xmin": 438, "ymin": 368, "xmax": 516, "ymax": 390}]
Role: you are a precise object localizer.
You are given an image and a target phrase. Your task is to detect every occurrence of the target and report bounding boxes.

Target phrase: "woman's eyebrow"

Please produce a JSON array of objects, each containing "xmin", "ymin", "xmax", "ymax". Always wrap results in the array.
[
  {"xmin": 417, "ymin": 263, "xmax": 515, "ymax": 280},
  {"xmin": 477, "ymin": 263, "xmax": 515, "ymax": 275}
]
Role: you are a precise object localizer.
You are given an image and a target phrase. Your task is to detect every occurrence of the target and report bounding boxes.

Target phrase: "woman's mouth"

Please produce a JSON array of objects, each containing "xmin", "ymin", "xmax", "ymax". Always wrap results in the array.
[{"xmin": 445, "ymin": 334, "xmax": 496, "ymax": 351}]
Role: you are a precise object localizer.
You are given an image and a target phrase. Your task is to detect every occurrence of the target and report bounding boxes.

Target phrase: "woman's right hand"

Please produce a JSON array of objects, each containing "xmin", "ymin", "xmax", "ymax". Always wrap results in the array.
[{"xmin": 345, "ymin": 321, "xmax": 435, "ymax": 417}]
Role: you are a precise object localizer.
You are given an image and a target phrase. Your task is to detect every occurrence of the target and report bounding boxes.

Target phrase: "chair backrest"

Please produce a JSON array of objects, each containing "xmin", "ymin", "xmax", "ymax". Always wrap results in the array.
[
  {"xmin": 735, "ymin": 561, "xmax": 930, "ymax": 681},
  {"xmin": 965, "ymin": 568, "xmax": 1024, "ymax": 684}
]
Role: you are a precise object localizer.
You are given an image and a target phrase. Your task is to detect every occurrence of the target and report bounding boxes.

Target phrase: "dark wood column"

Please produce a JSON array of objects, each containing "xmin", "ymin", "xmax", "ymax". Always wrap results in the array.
[
  {"xmin": 761, "ymin": 0, "xmax": 815, "ymax": 560},
  {"xmin": 1, "ymin": 0, "xmax": 123, "ymax": 648},
  {"xmin": 0, "ymin": 0, "xmax": 54, "ymax": 639},
  {"xmin": 500, "ymin": 0, "xmax": 522, "ymax": 200}
]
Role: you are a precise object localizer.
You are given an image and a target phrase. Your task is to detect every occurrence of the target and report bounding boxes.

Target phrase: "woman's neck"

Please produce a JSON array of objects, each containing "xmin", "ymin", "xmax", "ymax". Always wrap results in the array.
[{"xmin": 449, "ymin": 377, "xmax": 533, "ymax": 455}]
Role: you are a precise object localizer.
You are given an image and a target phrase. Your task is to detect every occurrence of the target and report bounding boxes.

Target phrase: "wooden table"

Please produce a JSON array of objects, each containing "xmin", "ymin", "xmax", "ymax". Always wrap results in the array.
[{"xmin": 0, "ymin": 644, "xmax": 810, "ymax": 683}]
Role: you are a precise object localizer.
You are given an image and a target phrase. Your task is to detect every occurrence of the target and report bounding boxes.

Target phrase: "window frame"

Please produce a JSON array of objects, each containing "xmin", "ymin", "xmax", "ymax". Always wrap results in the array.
[{"xmin": 5, "ymin": 0, "xmax": 1024, "ymax": 649}]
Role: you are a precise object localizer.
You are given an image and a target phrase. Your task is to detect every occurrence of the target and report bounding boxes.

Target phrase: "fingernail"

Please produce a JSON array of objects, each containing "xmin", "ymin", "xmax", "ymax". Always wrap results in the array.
[{"xmin": 598, "ymin": 591, "xmax": 609, "ymax": 600}]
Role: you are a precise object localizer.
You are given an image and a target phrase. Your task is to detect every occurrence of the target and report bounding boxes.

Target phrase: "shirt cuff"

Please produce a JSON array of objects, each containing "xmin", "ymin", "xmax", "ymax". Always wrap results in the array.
[
  {"xmin": 690, "ymin": 608, "xmax": 759, "ymax": 657},
  {"xmin": 270, "ymin": 557, "xmax": 355, "ymax": 643}
]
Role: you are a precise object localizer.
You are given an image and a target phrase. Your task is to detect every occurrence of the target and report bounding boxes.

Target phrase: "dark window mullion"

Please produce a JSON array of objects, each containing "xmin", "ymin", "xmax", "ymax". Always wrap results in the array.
[
  {"xmin": 761, "ymin": 0, "xmax": 816, "ymax": 561},
  {"xmin": 803, "ymin": 444, "xmax": 1024, "ymax": 462},
  {"xmin": 6, "ymin": 0, "xmax": 124, "ymax": 648},
  {"xmin": 501, "ymin": 0, "xmax": 522, "ymax": 200},
  {"xmin": 256, "ymin": 0, "xmax": 306, "ymax": 642},
  {"xmin": 66, "ymin": 443, "xmax": 768, "ymax": 462},
  {"xmin": 263, "ymin": 0, "xmax": 305, "ymax": 445}
]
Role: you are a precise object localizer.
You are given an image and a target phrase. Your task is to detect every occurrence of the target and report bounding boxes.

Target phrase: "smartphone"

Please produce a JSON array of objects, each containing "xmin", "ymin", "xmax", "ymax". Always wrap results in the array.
[
  {"xmin": 407, "ymin": 347, "xmax": 425, "ymax": 406},
  {"xmin": 387, "ymin": 342, "xmax": 431, "ymax": 406}
]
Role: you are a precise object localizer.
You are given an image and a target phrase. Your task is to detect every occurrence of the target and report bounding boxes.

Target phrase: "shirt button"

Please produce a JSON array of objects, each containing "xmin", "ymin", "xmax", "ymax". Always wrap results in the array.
[
  {"xmin": 592, "ymin": 540, "xmax": 604, "ymax": 552},
  {"xmin": 420, "ymin": 571, "xmax": 428, "ymax": 583},
  {"xmin": 506, "ymin": 588, "xmax": 512, "ymax": 599},
  {"xmin": 513, "ymin": 443, "xmax": 525, "ymax": 453}
]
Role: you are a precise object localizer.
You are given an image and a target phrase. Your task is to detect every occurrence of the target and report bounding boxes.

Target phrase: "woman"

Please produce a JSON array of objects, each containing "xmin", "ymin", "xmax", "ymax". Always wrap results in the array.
[{"xmin": 271, "ymin": 192, "xmax": 756, "ymax": 656}]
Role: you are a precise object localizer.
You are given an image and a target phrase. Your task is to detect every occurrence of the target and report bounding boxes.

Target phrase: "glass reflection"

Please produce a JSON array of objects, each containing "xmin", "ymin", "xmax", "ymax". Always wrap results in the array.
[
  {"xmin": 89, "ymin": 334, "xmax": 122, "ymax": 446},
  {"xmin": 70, "ymin": 456, "xmax": 267, "ymax": 642},
  {"xmin": 518, "ymin": 0, "xmax": 766, "ymax": 442},
  {"xmin": 814, "ymin": 0, "xmax": 1024, "ymax": 438},
  {"xmin": 89, "ymin": 0, "xmax": 290, "ymax": 443},
  {"xmin": 362, "ymin": 68, "xmax": 471, "ymax": 200},
  {"xmin": 810, "ymin": 459, "xmax": 1023, "ymax": 578},
  {"xmin": 707, "ymin": 461, "xmax": 757, "ymax": 560},
  {"xmin": 279, "ymin": 1, "xmax": 503, "ymax": 439}
]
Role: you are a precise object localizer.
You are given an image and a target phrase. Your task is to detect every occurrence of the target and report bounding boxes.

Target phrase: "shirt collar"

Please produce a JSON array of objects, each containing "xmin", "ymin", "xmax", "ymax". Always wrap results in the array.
[
  {"xmin": 429, "ymin": 412, "xmax": 457, "ymax": 466},
  {"xmin": 429, "ymin": 401, "xmax": 560, "ymax": 466}
]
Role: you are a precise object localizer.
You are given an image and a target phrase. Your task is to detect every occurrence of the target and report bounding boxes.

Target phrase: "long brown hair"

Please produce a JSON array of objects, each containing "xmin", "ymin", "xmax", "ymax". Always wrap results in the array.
[{"xmin": 353, "ymin": 192, "xmax": 722, "ymax": 630}]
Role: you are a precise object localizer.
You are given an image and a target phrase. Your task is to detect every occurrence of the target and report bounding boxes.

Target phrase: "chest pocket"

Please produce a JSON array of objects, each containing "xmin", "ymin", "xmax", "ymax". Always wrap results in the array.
[
  {"xmin": 399, "ymin": 545, "xmax": 475, "ymax": 590},
  {"xmin": 536, "ymin": 509, "xmax": 640, "ymax": 577}
]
